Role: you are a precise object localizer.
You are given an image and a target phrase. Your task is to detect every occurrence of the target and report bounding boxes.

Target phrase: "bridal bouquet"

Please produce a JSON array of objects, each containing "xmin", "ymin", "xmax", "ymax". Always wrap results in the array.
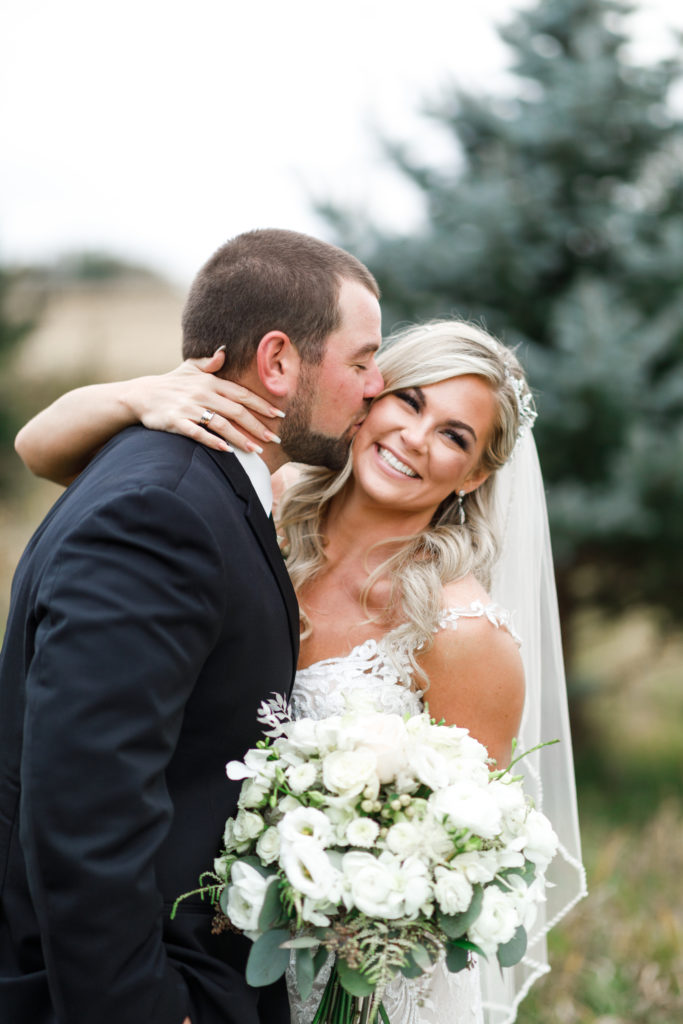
[{"xmin": 175, "ymin": 697, "xmax": 558, "ymax": 1023}]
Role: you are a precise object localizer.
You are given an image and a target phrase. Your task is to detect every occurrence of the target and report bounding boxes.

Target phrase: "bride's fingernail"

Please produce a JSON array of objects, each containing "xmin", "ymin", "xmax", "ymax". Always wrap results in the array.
[
  {"xmin": 265, "ymin": 432, "xmax": 281, "ymax": 444},
  {"xmin": 270, "ymin": 408, "xmax": 286, "ymax": 419},
  {"xmin": 213, "ymin": 345, "xmax": 226, "ymax": 355},
  {"xmin": 247, "ymin": 441, "xmax": 264, "ymax": 454}
]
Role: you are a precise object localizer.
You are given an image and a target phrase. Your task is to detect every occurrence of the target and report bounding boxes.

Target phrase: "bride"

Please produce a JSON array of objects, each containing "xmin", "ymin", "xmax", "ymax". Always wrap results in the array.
[{"xmin": 15, "ymin": 320, "xmax": 586, "ymax": 1023}]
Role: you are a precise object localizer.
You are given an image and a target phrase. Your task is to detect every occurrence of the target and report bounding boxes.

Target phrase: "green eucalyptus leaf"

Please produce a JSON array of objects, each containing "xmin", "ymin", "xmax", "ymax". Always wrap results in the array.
[
  {"xmin": 295, "ymin": 947, "xmax": 316, "ymax": 1002},
  {"xmin": 445, "ymin": 943, "xmax": 469, "ymax": 973},
  {"xmin": 257, "ymin": 877, "xmax": 285, "ymax": 931},
  {"xmin": 411, "ymin": 944, "xmax": 433, "ymax": 972},
  {"xmin": 245, "ymin": 929, "xmax": 291, "ymax": 987},
  {"xmin": 497, "ymin": 926, "xmax": 527, "ymax": 968},
  {"xmin": 399, "ymin": 952, "xmax": 424, "ymax": 979},
  {"xmin": 313, "ymin": 945, "xmax": 329, "ymax": 978},
  {"xmin": 336, "ymin": 957, "xmax": 376, "ymax": 997}
]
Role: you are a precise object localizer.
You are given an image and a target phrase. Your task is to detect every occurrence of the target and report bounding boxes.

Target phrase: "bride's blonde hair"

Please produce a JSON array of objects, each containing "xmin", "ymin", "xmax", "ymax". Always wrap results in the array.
[{"xmin": 278, "ymin": 319, "xmax": 532, "ymax": 678}]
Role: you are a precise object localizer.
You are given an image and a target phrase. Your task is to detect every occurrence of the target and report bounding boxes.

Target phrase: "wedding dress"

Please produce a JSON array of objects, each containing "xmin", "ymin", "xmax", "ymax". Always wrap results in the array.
[{"xmin": 287, "ymin": 602, "xmax": 519, "ymax": 1024}]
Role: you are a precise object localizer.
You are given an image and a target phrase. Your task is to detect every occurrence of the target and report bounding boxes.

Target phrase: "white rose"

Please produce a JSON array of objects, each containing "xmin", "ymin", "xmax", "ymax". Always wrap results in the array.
[
  {"xmin": 322, "ymin": 749, "xmax": 378, "ymax": 797},
  {"xmin": 281, "ymin": 841, "xmax": 342, "ymax": 901},
  {"xmin": 469, "ymin": 886, "xmax": 520, "ymax": 956},
  {"xmin": 385, "ymin": 821, "xmax": 421, "ymax": 858},
  {"xmin": 429, "ymin": 781, "xmax": 502, "ymax": 840},
  {"xmin": 213, "ymin": 853, "xmax": 230, "ymax": 879},
  {"xmin": 433, "ymin": 866, "xmax": 473, "ymax": 916},
  {"xmin": 279, "ymin": 806, "xmax": 335, "ymax": 847},
  {"xmin": 346, "ymin": 817, "xmax": 380, "ymax": 848},
  {"xmin": 285, "ymin": 761, "xmax": 319, "ymax": 795},
  {"xmin": 226, "ymin": 862, "xmax": 273, "ymax": 938},
  {"xmin": 255, "ymin": 826, "xmax": 281, "ymax": 865},
  {"xmin": 344, "ymin": 713, "xmax": 408, "ymax": 784},
  {"xmin": 521, "ymin": 810, "xmax": 558, "ymax": 868},
  {"xmin": 342, "ymin": 851, "xmax": 405, "ymax": 919},
  {"xmin": 233, "ymin": 809, "xmax": 265, "ymax": 844},
  {"xmin": 238, "ymin": 779, "xmax": 270, "ymax": 809}
]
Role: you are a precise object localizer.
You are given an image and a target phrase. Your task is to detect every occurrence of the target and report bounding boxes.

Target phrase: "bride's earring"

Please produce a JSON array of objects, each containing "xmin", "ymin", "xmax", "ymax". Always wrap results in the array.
[{"xmin": 457, "ymin": 490, "xmax": 466, "ymax": 526}]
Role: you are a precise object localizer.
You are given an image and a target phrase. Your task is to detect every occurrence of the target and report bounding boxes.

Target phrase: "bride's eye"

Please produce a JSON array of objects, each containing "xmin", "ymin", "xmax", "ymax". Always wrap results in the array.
[
  {"xmin": 445, "ymin": 429, "xmax": 469, "ymax": 451},
  {"xmin": 395, "ymin": 390, "xmax": 420, "ymax": 412}
]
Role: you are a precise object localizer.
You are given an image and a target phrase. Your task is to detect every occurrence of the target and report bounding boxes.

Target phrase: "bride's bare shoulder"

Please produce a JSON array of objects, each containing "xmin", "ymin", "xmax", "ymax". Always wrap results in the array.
[{"xmin": 439, "ymin": 574, "xmax": 491, "ymax": 609}]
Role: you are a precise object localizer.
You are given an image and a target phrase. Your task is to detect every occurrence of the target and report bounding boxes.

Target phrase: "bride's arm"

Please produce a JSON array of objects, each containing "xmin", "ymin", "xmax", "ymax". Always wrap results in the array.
[
  {"xmin": 418, "ymin": 615, "xmax": 525, "ymax": 770},
  {"xmin": 14, "ymin": 351, "xmax": 284, "ymax": 486}
]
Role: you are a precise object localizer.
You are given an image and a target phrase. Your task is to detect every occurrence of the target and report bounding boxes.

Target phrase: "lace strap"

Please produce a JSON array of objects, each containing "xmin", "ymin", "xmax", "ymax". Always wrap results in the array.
[{"xmin": 437, "ymin": 600, "xmax": 521, "ymax": 647}]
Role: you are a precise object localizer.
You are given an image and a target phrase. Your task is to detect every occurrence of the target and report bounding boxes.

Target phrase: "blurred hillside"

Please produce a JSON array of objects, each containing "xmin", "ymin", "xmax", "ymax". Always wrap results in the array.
[{"xmin": 0, "ymin": 256, "xmax": 184, "ymax": 625}]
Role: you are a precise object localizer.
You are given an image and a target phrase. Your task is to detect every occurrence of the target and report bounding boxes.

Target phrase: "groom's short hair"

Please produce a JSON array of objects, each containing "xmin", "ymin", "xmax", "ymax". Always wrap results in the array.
[{"xmin": 181, "ymin": 228, "xmax": 379, "ymax": 374}]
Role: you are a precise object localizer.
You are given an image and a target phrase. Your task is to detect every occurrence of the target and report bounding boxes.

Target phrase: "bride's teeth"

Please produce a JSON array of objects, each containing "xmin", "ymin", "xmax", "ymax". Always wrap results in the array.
[{"xmin": 378, "ymin": 447, "xmax": 418, "ymax": 477}]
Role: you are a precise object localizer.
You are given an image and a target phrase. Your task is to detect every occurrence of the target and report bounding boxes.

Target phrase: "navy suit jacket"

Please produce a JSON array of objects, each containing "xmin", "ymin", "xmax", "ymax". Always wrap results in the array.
[{"xmin": 0, "ymin": 426, "xmax": 299, "ymax": 1024}]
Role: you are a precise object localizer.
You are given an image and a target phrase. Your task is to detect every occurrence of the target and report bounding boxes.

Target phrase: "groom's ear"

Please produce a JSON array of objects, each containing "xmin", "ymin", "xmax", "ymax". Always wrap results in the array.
[{"xmin": 255, "ymin": 331, "xmax": 301, "ymax": 398}]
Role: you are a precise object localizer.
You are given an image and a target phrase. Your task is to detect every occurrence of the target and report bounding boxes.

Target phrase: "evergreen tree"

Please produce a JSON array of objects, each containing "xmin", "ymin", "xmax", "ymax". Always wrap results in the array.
[
  {"xmin": 320, "ymin": 0, "xmax": 683, "ymax": 638},
  {"xmin": 0, "ymin": 267, "xmax": 42, "ymax": 487}
]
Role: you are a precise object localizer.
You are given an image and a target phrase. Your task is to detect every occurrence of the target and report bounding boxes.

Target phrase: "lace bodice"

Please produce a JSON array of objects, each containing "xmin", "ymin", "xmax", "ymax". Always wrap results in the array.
[
  {"xmin": 287, "ymin": 602, "xmax": 517, "ymax": 1024},
  {"xmin": 291, "ymin": 601, "xmax": 519, "ymax": 723}
]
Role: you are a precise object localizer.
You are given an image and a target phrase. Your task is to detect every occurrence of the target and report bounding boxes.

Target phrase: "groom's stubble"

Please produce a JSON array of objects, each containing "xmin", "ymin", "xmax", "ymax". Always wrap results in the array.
[{"xmin": 279, "ymin": 361, "xmax": 365, "ymax": 471}]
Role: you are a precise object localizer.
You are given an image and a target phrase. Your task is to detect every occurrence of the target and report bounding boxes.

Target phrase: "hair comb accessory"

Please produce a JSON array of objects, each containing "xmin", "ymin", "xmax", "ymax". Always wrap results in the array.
[{"xmin": 505, "ymin": 364, "xmax": 538, "ymax": 441}]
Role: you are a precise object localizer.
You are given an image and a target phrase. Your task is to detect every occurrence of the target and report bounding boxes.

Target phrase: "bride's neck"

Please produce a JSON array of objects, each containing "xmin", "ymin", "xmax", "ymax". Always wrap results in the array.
[{"xmin": 322, "ymin": 484, "xmax": 431, "ymax": 569}]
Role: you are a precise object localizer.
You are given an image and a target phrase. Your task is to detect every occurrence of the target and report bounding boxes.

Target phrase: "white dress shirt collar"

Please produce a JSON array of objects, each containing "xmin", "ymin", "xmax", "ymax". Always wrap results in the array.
[{"xmin": 232, "ymin": 449, "xmax": 273, "ymax": 517}]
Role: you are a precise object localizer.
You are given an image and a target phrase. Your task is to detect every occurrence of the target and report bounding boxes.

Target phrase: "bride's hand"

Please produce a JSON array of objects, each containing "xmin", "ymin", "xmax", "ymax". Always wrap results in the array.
[{"xmin": 123, "ymin": 349, "xmax": 285, "ymax": 454}]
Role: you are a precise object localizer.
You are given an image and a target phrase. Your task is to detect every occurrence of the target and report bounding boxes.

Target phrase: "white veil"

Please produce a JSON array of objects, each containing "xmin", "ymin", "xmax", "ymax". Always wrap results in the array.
[{"xmin": 480, "ymin": 429, "xmax": 588, "ymax": 1023}]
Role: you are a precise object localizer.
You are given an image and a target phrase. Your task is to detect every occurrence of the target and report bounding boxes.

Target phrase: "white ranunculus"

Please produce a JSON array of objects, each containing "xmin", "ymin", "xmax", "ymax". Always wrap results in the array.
[
  {"xmin": 385, "ymin": 821, "xmax": 421, "ymax": 858},
  {"xmin": 342, "ymin": 851, "xmax": 405, "ymax": 919},
  {"xmin": 255, "ymin": 826, "xmax": 281, "ymax": 864},
  {"xmin": 469, "ymin": 886, "xmax": 520, "ymax": 957},
  {"xmin": 429, "ymin": 781, "xmax": 502, "ymax": 840},
  {"xmin": 521, "ymin": 809, "xmax": 559, "ymax": 868},
  {"xmin": 226, "ymin": 862, "xmax": 272, "ymax": 939},
  {"xmin": 285, "ymin": 761, "xmax": 319, "ymax": 795},
  {"xmin": 322, "ymin": 749, "xmax": 378, "ymax": 797},
  {"xmin": 281, "ymin": 841, "xmax": 341, "ymax": 901},
  {"xmin": 279, "ymin": 806, "xmax": 335, "ymax": 847},
  {"xmin": 232, "ymin": 809, "xmax": 265, "ymax": 844},
  {"xmin": 238, "ymin": 779, "xmax": 270, "ymax": 809},
  {"xmin": 433, "ymin": 866, "xmax": 473, "ymax": 916},
  {"xmin": 346, "ymin": 817, "xmax": 380, "ymax": 849}
]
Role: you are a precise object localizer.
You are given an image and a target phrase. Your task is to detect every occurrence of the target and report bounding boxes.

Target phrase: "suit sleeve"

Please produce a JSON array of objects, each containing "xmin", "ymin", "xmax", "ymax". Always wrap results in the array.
[{"xmin": 20, "ymin": 485, "xmax": 227, "ymax": 1024}]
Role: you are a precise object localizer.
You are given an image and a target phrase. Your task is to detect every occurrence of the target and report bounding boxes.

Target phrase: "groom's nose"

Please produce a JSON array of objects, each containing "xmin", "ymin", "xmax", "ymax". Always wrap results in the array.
[{"xmin": 363, "ymin": 360, "xmax": 384, "ymax": 398}]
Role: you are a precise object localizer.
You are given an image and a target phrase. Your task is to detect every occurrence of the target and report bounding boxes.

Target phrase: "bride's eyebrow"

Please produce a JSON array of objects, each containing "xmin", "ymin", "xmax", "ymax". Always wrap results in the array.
[{"xmin": 412, "ymin": 386, "xmax": 477, "ymax": 441}]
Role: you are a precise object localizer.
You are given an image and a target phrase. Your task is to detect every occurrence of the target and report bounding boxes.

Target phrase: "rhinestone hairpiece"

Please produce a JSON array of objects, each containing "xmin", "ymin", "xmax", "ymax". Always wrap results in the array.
[{"xmin": 505, "ymin": 365, "xmax": 537, "ymax": 440}]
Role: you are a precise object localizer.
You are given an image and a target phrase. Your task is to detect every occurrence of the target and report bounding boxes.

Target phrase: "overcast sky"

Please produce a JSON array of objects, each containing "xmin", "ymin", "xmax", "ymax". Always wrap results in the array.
[{"xmin": 1, "ymin": 0, "xmax": 681, "ymax": 286}]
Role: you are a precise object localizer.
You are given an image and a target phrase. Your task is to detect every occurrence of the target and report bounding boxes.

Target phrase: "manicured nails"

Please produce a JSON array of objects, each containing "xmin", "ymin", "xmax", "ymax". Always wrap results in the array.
[
  {"xmin": 270, "ymin": 408, "xmax": 286, "ymax": 419},
  {"xmin": 213, "ymin": 345, "xmax": 226, "ymax": 355},
  {"xmin": 265, "ymin": 432, "xmax": 281, "ymax": 444},
  {"xmin": 247, "ymin": 441, "xmax": 264, "ymax": 454}
]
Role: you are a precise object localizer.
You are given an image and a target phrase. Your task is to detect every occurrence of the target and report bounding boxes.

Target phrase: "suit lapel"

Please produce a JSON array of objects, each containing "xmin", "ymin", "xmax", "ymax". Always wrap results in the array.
[{"xmin": 204, "ymin": 449, "xmax": 300, "ymax": 679}]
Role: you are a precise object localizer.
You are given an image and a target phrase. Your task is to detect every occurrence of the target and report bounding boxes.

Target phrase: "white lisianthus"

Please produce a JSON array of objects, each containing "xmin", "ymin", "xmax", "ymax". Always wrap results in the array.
[
  {"xmin": 255, "ymin": 826, "xmax": 281, "ymax": 865},
  {"xmin": 346, "ymin": 817, "xmax": 380, "ymax": 848},
  {"xmin": 429, "ymin": 781, "xmax": 502, "ymax": 840},
  {"xmin": 451, "ymin": 850, "xmax": 499, "ymax": 885},
  {"xmin": 281, "ymin": 841, "xmax": 342, "ymax": 901},
  {"xmin": 469, "ymin": 886, "xmax": 520, "ymax": 956},
  {"xmin": 521, "ymin": 809, "xmax": 559, "ymax": 868},
  {"xmin": 233, "ymin": 809, "xmax": 265, "ymax": 844},
  {"xmin": 226, "ymin": 862, "xmax": 273, "ymax": 939},
  {"xmin": 385, "ymin": 821, "xmax": 421, "ymax": 858},
  {"xmin": 285, "ymin": 761, "xmax": 319, "ymax": 795},
  {"xmin": 396, "ymin": 856, "xmax": 432, "ymax": 918},
  {"xmin": 313, "ymin": 716, "xmax": 345, "ymax": 754},
  {"xmin": 284, "ymin": 718, "xmax": 322, "ymax": 756},
  {"xmin": 238, "ymin": 779, "xmax": 270, "ymax": 809},
  {"xmin": 322, "ymin": 749, "xmax": 379, "ymax": 797},
  {"xmin": 433, "ymin": 866, "xmax": 473, "ymax": 915},
  {"xmin": 279, "ymin": 806, "xmax": 335, "ymax": 847},
  {"xmin": 488, "ymin": 779, "xmax": 528, "ymax": 834}
]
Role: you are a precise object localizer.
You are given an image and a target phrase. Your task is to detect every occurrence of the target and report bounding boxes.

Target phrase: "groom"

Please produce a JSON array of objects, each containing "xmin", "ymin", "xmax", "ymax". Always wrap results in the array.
[{"xmin": 0, "ymin": 229, "xmax": 383, "ymax": 1024}]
